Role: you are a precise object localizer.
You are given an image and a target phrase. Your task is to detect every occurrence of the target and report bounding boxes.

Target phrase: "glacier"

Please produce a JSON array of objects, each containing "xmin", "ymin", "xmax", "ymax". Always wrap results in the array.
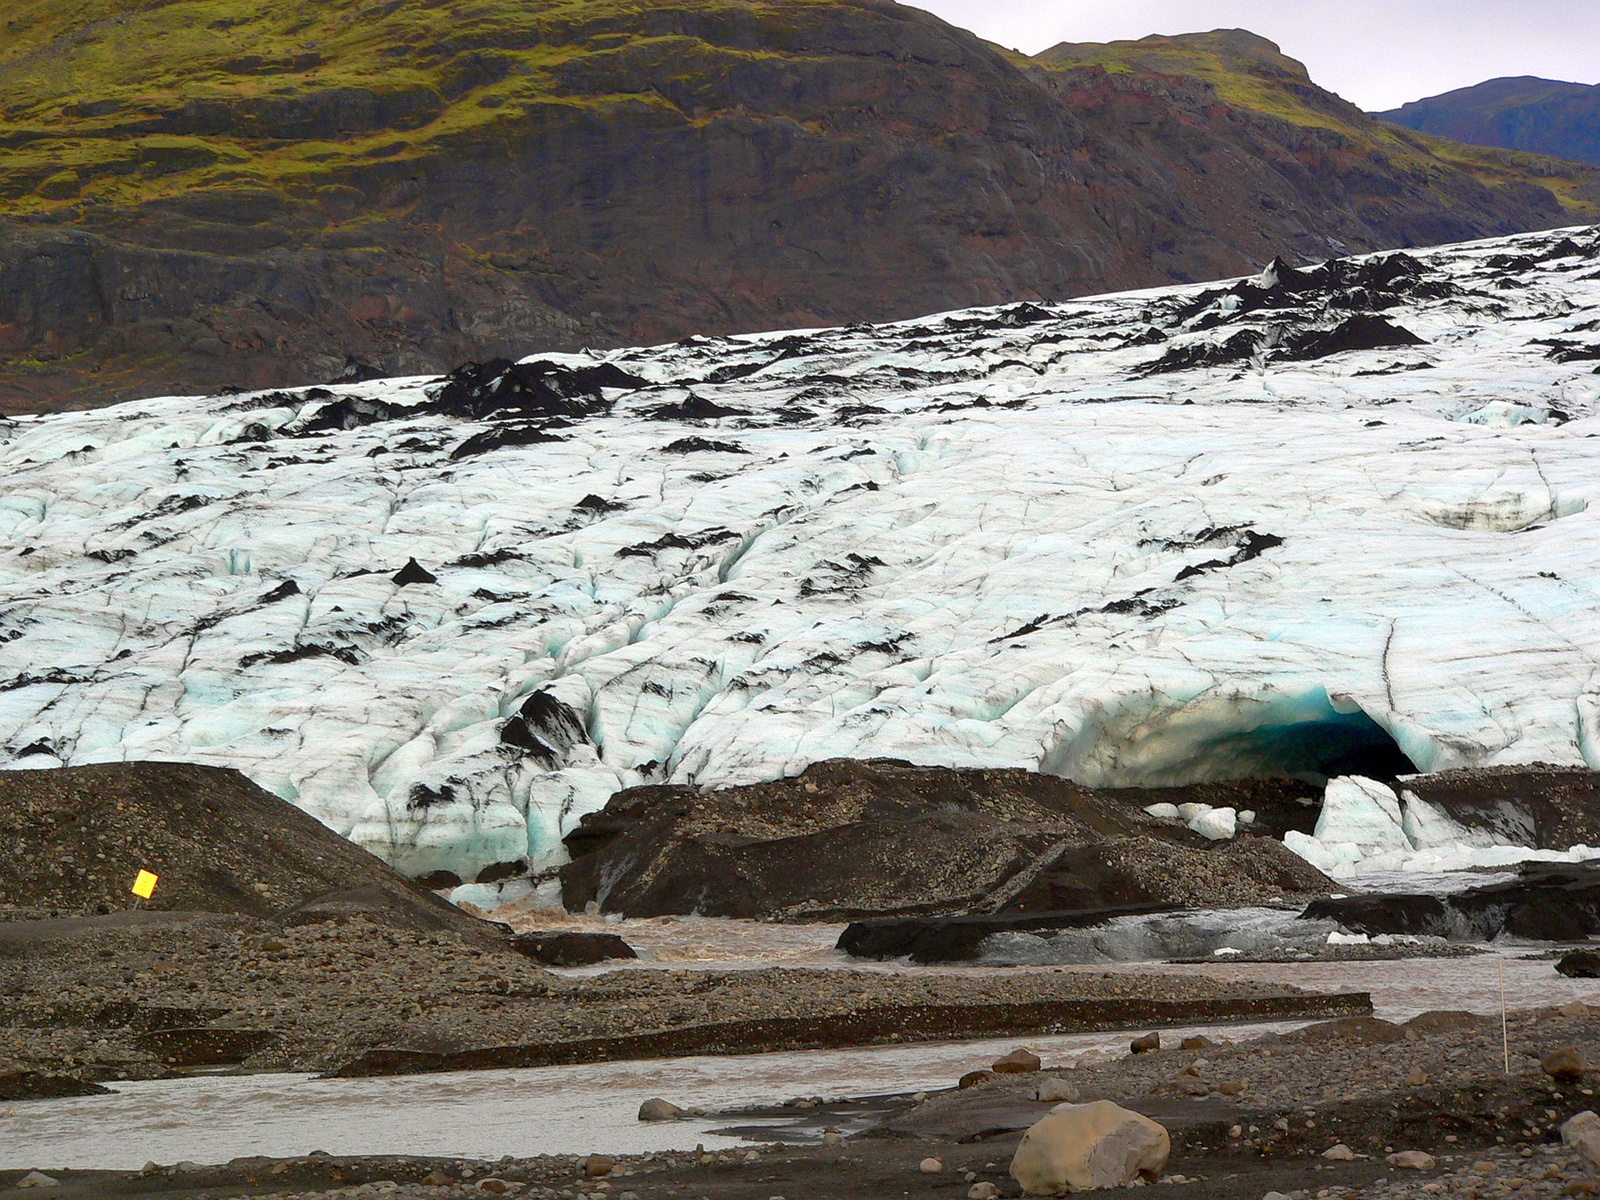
[{"xmin": 3, "ymin": 227, "xmax": 1600, "ymax": 879}]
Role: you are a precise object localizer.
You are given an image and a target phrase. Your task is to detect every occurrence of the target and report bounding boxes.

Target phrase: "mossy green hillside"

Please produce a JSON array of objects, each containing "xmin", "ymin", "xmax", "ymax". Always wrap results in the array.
[{"xmin": 0, "ymin": 0, "xmax": 842, "ymax": 211}]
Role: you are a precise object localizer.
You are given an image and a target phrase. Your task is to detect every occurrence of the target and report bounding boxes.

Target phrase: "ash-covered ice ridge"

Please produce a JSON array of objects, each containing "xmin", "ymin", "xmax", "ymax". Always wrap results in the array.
[{"xmin": 3, "ymin": 227, "xmax": 1600, "ymax": 879}]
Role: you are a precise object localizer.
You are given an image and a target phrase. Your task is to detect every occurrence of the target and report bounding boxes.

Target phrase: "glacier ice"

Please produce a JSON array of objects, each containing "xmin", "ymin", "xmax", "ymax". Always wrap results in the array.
[
  {"xmin": 3, "ymin": 227, "xmax": 1600, "ymax": 878},
  {"xmin": 1283, "ymin": 773, "xmax": 1600, "ymax": 878}
]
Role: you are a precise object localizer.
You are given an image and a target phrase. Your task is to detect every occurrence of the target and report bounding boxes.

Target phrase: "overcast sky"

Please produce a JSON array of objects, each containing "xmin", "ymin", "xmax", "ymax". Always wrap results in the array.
[{"xmin": 913, "ymin": 1, "xmax": 1600, "ymax": 112}]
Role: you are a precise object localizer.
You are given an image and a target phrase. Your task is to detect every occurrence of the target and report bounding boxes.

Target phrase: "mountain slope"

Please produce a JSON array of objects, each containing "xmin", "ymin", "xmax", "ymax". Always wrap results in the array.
[
  {"xmin": 1379, "ymin": 77, "xmax": 1600, "ymax": 167},
  {"xmin": 1, "ymin": 224, "xmax": 1598, "ymax": 880},
  {"xmin": 0, "ymin": 7, "xmax": 1597, "ymax": 411}
]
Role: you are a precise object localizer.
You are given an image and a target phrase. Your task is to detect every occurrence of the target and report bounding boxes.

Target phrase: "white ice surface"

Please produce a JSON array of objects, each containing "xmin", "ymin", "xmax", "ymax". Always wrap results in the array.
[{"xmin": 4, "ymin": 228, "xmax": 1600, "ymax": 876}]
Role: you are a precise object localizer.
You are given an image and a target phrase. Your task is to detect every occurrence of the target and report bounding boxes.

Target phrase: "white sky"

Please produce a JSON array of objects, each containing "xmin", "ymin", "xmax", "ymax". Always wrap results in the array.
[{"xmin": 912, "ymin": 1, "xmax": 1600, "ymax": 112}]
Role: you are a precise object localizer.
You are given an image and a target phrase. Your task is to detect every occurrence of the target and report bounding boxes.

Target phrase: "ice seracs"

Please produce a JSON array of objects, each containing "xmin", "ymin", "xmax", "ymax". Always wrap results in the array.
[
  {"xmin": 2, "ymin": 227, "xmax": 1600, "ymax": 879},
  {"xmin": 1283, "ymin": 774, "xmax": 1600, "ymax": 877}
]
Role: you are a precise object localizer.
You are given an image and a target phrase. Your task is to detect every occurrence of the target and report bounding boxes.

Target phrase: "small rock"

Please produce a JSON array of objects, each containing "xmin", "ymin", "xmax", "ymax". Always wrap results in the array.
[
  {"xmin": 1180, "ymin": 1077, "xmax": 1210, "ymax": 1097},
  {"xmin": 959, "ymin": 1070, "xmax": 994, "ymax": 1089},
  {"xmin": 1218, "ymin": 1081, "xmax": 1246, "ymax": 1096},
  {"xmin": 638, "ymin": 1098, "xmax": 685, "ymax": 1122},
  {"xmin": 1180, "ymin": 1036, "xmax": 1215, "ymax": 1051},
  {"xmin": 1322, "ymin": 1144, "xmax": 1355, "ymax": 1161},
  {"xmin": 479, "ymin": 1181, "xmax": 510, "ymax": 1195},
  {"xmin": 1387, "ymin": 1151, "xmax": 1437, "ymax": 1170},
  {"xmin": 1031, "ymin": 1077, "xmax": 1080, "ymax": 1103},
  {"xmin": 969, "ymin": 1185, "xmax": 999, "ymax": 1200},
  {"xmin": 1563, "ymin": 1001, "xmax": 1590, "ymax": 1017},
  {"xmin": 1229, "ymin": 1125, "xmax": 1243, "ymax": 1138},
  {"xmin": 823, "ymin": 1130, "xmax": 843, "ymax": 1146},
  {"xmin": 1011, "ymin": 1100, "xmax": 1170, "ymax": 1193},
  {"xmin": 1405, "ymin": 1068, "xmax": 1429, "ymax": 1087},
  {"xmin": 1130, "ymin": 1033, "xmax": 1160, "ymax": 1055},
  {"xmin": 584, "ymin": 1155, "xmax": 614, "ymax": 1179},
  {"xmin": 920, "ymin": 1157, "xmax": 944, "ymax": 1174},
  {"xmin": 994, "ymin": 1048, "xmax": 1042, "ymax": 1074},
  {"xmin": 1544, "ymin": 1048, "xmax": 1588, "ymax": 1082},
  {"xmin": 15, "ymin": 1173, "xmax": 59, "ymax": 1190},
  {"xmin": 421, "ymin": 1171, "xmax": 454, "ymax": 1187}
]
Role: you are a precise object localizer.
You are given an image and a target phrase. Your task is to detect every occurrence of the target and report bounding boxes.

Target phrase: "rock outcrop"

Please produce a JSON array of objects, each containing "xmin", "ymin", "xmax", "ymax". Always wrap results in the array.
[{"xmin": 559, "ymin": 759, "xmax": 1334, "ymax": 922}]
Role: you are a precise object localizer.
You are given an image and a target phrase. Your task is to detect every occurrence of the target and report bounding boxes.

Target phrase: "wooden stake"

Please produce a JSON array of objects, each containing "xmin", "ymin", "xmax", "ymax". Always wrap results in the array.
[{"xmin": 1500, "ymin": 956, "xmax": 1510, "ymax": 1076}]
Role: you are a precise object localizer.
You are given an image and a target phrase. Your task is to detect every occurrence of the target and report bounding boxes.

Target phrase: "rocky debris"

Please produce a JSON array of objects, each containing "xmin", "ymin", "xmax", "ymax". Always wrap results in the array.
[
  {"xmin": 0, "ymin": 910, "xmax": 1322, "ymax": 1083},
  {"xmin": 562, "ymin": 760, "xmax": 1334, "ymax": 922},
  {"xmin": 0, "ymin": 762, "xmax": 492, "ymax": 943},
  {"xmin": 508, "ymin": 932, "xmax": 637, "ymax": 968},
  {"xmin": 1010, "ymin": 1100, "xmax": 1170, "ymax": 1193},
  {"xmin": 1558, "ymin": 949, "xmax": 1600, "ymax": 978},
  {"xmin": 637, "ymin": 1099, "xmax": 685, "ymax": 1122},
  {"xmin": 1303, "ymin": 861, "xmax": 1600, "ymax": 942}
]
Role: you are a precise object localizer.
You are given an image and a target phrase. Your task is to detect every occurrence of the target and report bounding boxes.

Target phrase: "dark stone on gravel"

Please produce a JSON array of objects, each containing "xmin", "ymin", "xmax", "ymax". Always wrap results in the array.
[
  {"xmin": 1559, "ymin": 949, "xmax": 1600, "ymax": 978},
  {"xmin": 509, "ymin": 931, "xmax": 637, "ymax": 967},
  {"xmin": 1130, "ymin": 1032, "xmax": 1160, "ymax": 1053},
  {"xmin": 1543, "ymin": 1046, "xmax": 1588, "ymax": 1081}
]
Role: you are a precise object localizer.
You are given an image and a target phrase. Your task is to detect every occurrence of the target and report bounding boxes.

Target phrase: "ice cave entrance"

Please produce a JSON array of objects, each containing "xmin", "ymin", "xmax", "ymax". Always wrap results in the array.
[{"xmin": 1047, "ymin": 687, "xmax": 1421, "ymax": 788}]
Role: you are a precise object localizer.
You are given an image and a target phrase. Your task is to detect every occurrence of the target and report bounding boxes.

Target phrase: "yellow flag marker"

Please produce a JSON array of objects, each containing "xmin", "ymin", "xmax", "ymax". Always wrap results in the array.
[{"xmin": 131, "ymin": 869, "xmax": 159, "ymax": 900}]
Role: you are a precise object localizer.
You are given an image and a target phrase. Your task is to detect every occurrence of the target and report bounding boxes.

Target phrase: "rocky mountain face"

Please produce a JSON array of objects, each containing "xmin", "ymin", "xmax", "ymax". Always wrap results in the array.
[
  {"xmin": 1379, "ymin": 77, "xmax": 1600, "ymax": 167},
  {"xmin": 1, "ymin": 6, "xmax": 1596, "ymax": 412}
]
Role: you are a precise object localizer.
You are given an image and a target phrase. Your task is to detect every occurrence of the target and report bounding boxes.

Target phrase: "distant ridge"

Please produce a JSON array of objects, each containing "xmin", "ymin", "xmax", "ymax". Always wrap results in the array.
[
  {"xmin": 1, "ymin": 8, "xmax": 1598, "ymax": 411},
  {"xmin": 1379, "ymin": 76, "xmax": 1600, "ymax": 166}
]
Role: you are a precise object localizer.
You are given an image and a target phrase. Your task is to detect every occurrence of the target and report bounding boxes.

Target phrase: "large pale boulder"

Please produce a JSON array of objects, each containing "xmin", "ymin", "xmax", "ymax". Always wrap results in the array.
[{"xmin": 1010, "ymin": 1100, "xmax": 1170, "ymax": 1194}]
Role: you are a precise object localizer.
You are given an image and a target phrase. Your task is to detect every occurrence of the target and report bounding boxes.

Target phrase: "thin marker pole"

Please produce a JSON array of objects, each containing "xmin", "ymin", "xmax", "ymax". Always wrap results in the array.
[{"xmin": 1500, "ymin": 956, "xmax": 1510, "ymax": 1076}]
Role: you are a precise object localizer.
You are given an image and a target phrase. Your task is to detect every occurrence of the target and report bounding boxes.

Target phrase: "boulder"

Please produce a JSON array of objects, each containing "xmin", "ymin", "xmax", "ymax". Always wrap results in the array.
[
  {"xmin": 637, "ymin": 1098, "xmax": 685, "ymax": 1122},
  {"xmin": 1130, "ymin": 1033, "xmax": 1160, "ymax": 1054},
  {"xmin": 1010, "ymin": 1101, "xmax": 1170, "ymax": 1194},
  {"xmin": 1562, "ymin": 1110, "xmax": 1600, "ymax": 1147},
  {"xmin": 994, "ymin": 1048, "xmax": 1042, "ymax": 1074},
  {"xmin": 584, "ymin": 1155, "xmax": 614, "ymax": 1178},
  {"xmin": 1386, "ymin": 1151, "xmax": 1436, "ymax": 1170},
  {"xmin": 1032, "ymin": 1077, "xmax": 1081, "ymax": 1103},
  {"xmin": 1558, "ymin": 950, "xmax": 1600, "ymax": 978},
  {"xmin": 920, "ymin": 1157, "xmax": 944, "ymax": 1173},
  {"xmin": 509, "ymin": 931, "xmax": 637, "ymax": 967},
  {"xmin": 15, "ymin": 1174, "xmax": 60, "ymax": 1190},
  {"xmin": 959, "ymin": 1070, "xmax": 994, "ymax": 1089},
  {"xmin": 1542, "ymin": 1047, "xmax": 1587, "ymax": 1082},
  {"xmin": 1322, "ymin": 1144, "xmax": 1355, "ymax": 1160}
]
